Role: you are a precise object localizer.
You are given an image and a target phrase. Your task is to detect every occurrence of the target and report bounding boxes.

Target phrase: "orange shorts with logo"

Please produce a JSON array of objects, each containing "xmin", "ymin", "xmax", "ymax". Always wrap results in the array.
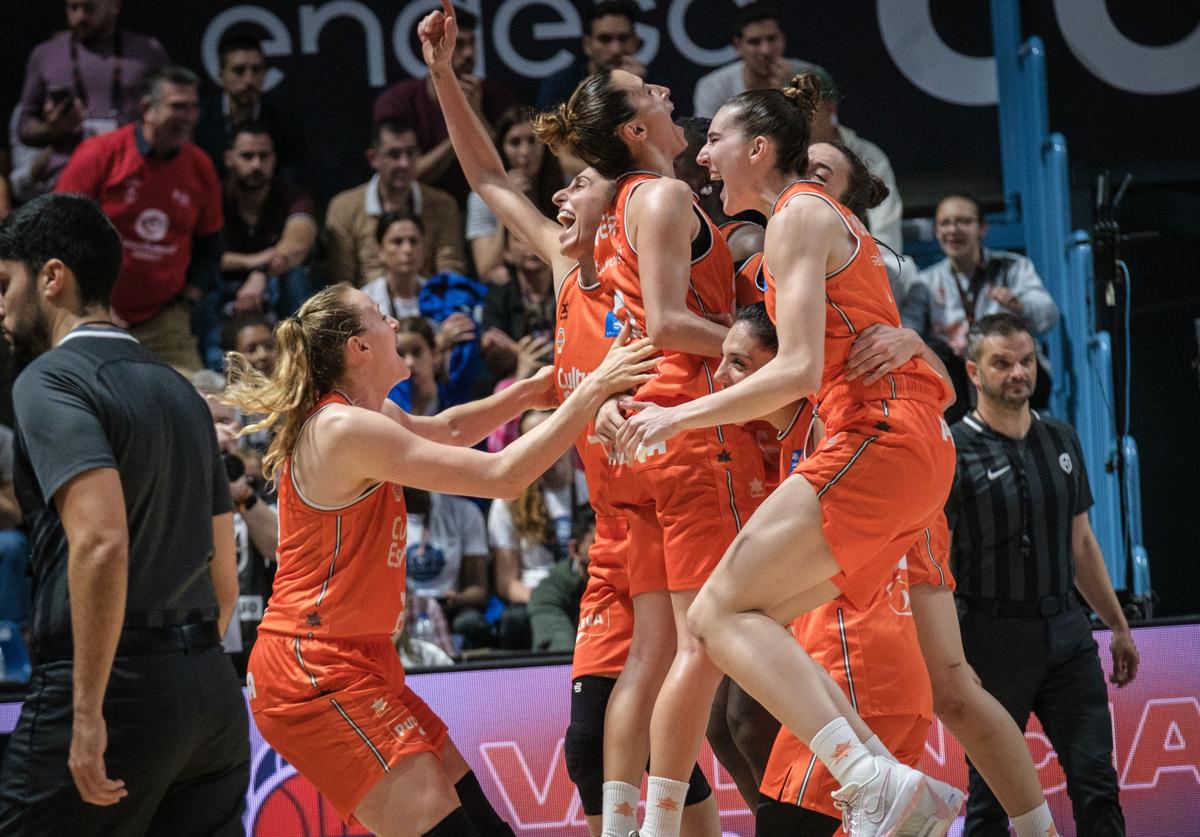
[
  {"xmin": 793, "ymin": 398, "xmax": 955, "ymax": 610},
  {"xmin": 248, "ymin": 633, "xmax": 449, "ymax": 825},
  {"xmin": 572, "ymin": 515, "xmax": 635, "ymax": 678},
  {"xmin": 613, "ymin": 425, "xmax": 765, "ymax": 596},
  {"xmin": 761, "ymin": 713, "xmax": 930, "ymax": 821},
  {"xmin": 902, "ymin": 510, "xmax": 956, "ymax": 591}
]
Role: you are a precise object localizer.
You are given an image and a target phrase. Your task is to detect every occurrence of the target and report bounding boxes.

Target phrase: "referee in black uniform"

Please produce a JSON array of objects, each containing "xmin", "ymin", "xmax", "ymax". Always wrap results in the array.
[
  {"xmin": 0, "ymin": 194, "xmax": 249, "ymax": 834},
  {"xmin": 947, "ymin": 312, "xmax": 1138, "ymax": 837}
]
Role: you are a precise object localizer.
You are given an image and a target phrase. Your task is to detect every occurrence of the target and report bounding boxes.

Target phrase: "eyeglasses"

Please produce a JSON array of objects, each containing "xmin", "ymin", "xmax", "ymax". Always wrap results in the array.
[{"xmin": 936, "ymin": 215, "xmax": 980, "ymax": 229}]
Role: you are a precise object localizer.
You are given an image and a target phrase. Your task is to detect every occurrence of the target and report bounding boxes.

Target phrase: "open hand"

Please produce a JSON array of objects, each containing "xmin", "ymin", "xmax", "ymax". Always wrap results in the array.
[
  {"xmin": 615, "ymin": 399, "xmax": 677, "ymax": 462},
  {"xmin": 845, "ymin": 324, "xmax": 922, "ymax": 385},
  {"xmin": 69, "ymin": 710, "xmax": 127, "ymax": 806}
]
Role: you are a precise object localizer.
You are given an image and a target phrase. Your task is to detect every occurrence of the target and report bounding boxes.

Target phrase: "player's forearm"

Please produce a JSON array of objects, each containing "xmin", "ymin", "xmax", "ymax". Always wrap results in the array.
[
  {"xmin": 675, "ymin": 354, "xmax": 816, "ymax": 432},
  {"xmin": 69, "ymin": 542, "xmax": 127, "ymax": 714},
  {"xmin": 417, "ymin": 375, "xmax": 542, "ymax": 447},
  {"xmin": 1074, "ymin": 536, "xmax": 1129, "ymax": 633}
]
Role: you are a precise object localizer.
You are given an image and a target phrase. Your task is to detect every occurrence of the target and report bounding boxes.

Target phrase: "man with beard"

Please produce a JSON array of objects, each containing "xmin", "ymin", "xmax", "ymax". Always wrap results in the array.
[
  {"xmin": 197, "ymin": 122, "xmax": 316, "ymax": 368},
  {"xmin": 0, "ymin": 193, "xmax": 248, "ymax": 835},
  {"xmin": 534, "ymin": 0, "xmax": 646, "ymax": 111},
  {"xmin": 17, "ymin": 0, "xmax": 168, "ymax": 190},
  {"xmin": 948, "ymin": 312, "xmax": 1138, "ymax": 837},
  {"xmin": 55, "ymin": 65, "xmax": 223, "ymax": 374},
  {"xmin": 193, "ymin": 33, "xmax": 305, "ymax": 185}
]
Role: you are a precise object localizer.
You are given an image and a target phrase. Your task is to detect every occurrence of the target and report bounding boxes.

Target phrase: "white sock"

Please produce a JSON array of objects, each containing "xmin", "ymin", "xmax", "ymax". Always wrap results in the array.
[
  {"xmin": 1011, "ymin": 801, "xmax": 1057, "ymax": 837},
  {"xmin": 864, "ymin": 734, "xmax": 894, "ymax": 761},
  {"xmin": 639, "ymin": 776, "xmax": 689, "ymax": 837},
  {"xmin": 601, "ymin": 780, "xmax": 640, "ymax": 837},
  {"xmin": 810, "ymin": 717, "xmax": 876, "ymax": 788}
]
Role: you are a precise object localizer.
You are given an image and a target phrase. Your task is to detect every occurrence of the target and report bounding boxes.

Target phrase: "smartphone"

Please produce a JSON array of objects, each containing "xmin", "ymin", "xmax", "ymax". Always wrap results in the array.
[{"xmin": 46, "ymin": 86, "xmax": 72, "ymax": 107}]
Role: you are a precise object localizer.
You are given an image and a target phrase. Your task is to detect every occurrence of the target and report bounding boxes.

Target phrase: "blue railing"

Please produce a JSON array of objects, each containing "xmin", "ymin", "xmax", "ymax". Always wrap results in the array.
[{"xmin": 988, "ymin": 0, "xmax": 1149, "ymax": 597}]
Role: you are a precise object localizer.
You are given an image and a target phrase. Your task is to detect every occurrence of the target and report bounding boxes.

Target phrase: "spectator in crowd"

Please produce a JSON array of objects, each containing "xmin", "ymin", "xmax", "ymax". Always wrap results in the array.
[
  {"xmin": 55, "ymin": 65, "xmax": 222, "ymax": 374},
  {"xmin": 480, "ymin": 233, "xmax": 556, "ymax": 380},
  {"xmin": 363, "ymin": 209, "xmax": 428, "ymax": 321},
  {"xmin": 324, "ymin": 119, "xmax": 465, "ymax": 285},
  {"xmin": 535, "ymin": 0, "xmax": 645, "ymax": 110},
  {"xmin": 949, "ymin": 313, "xmax": 1136, "ymax": 836},
  {"xmin": 692, "ymin": 2, "xmax": 821, "ymax": 119},
  {"xmin": 466, "ymin": 107, "xmax": 566, "ymax": 282},
  {"xmin": 488, "ymin": 409, "xmax": 590, "ymax": 649},
  {"xmin": 372, "ymin": 6, "xmax": 514, "ymax": 207},
  {"xmin": 199, "ymin": 122, "xmax": 316, "ymax": 369},
  {"xmin": 18, "ymin": 0, "xmax": 168, "ymax": 190},
  {"xmin": 220, "ymin": 312, "xmax": 277, "ymax": 378},
  {"xmin": 807, "ymin": 68, "xmax": 905, "ymax": 252},
  {"xmin": 194, "ymin": 370, "xmax": 278, "ymax": 672},
  {"xmin": 913, "ymin": 194, "xmax": 1059, "ymax": 408},
  {"xmin": 388, "ymin": 316, "xmax": 476, "ymax": 417},
  {"xmin": 0, "ymin": 425, "xmax": 30, "ymax": 628},
  {"xmin": 395, "ymin": 600, "xmax": 456, "ymax": 668},
  {"xmin": 403, "ymin": 484, "xmax": 493, "ymax": 651},
  {"xmin": 193, "ymin": 33, "xmax": 304, "ymax": 184},
  {"xmin": 529, "ymin": 506, "xmax": 595, "ymax": 652},
  {"xmin": 0, "ymin": 131, "xmax": 10, "ymax": 220}
]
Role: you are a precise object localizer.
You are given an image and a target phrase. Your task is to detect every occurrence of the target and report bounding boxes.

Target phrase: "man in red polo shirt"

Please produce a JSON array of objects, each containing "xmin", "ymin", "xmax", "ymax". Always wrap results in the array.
[{"xmin": 56, "ymin": 65, "xmax": 222, "ymax": 373}]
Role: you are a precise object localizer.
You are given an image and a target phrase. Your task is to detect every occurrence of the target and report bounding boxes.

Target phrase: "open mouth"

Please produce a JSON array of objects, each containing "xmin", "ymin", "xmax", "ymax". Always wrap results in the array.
[{"xmin": 557, "ymin": 208, "xmax": 577, "ymax": 229}]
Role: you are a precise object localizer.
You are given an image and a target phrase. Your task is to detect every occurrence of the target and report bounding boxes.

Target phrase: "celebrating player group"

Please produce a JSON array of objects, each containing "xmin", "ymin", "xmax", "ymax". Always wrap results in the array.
[{"xmin": 222, "ymin": 3, "xmax": 1063, "ymax": 836}]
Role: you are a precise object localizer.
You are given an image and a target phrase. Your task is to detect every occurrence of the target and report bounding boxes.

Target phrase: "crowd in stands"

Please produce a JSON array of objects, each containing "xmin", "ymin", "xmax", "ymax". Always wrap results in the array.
[{"xmin": 0, "ymin": 0, "xmax": 1061, "ymax": 666}]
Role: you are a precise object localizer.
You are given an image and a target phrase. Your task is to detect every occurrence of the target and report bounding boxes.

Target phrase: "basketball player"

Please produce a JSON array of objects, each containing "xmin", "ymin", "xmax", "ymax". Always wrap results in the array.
[
  {"xmin": 531, "ymin": 58, "xmax": 766, "ymax": 837},
  {"xmin": 418, "ymin": 7, "xmax": 719, "ymax": 834},
  {"xmin": 221, "ymin": 283, "xmax": 656, "ymax": 837}
]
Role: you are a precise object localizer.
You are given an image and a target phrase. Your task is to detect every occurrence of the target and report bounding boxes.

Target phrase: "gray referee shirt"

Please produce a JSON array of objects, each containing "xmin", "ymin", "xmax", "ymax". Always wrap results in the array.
[{"xmin": 946, "ymin": 411, "xmax": 1093, "ymax": 602}]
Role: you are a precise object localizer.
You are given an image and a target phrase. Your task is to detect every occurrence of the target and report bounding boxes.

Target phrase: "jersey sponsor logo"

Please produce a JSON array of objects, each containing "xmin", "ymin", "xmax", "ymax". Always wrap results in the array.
[
  {"xmin": 387, "ymin": 515, "xmax": 407, "ymax": 568},
  {"xmin": 604, "ymin": 311, "xmax": 623, "ymax": 338},
  {"xmin": 596, "ymin": 212, "xmax": 619, "ymax": 240},
  {"xmin": 1059, "ymin": 452, "xmax": 1073, "ymax": 474},
  {"xmin": 576, "ymin": 605, "xmax": 610, "ymax": 640},
  {"xmin": 558, "ymin": 366, "xmax": 587, "ymax": 397},
  {"xmin": 789, "ymin": 449, "xmax": 803, "ymax": 474},
  {"xmin": 555, "ymin": 326, "xmax": 566, "ymax": 354},
  {"xmin": 633, "ymin": 440, "xmax": 667, "ymax": 463},
  {"xmin": 392, "ymin": 714, "xmax": 428, "ymax": 741},
  {"xmin": 749, "ymin": 477, "xmax": 765, "ymax": 498},
  {"xmin": 134, "ymin": 207, "xmax": 169, "ymax": 242}
]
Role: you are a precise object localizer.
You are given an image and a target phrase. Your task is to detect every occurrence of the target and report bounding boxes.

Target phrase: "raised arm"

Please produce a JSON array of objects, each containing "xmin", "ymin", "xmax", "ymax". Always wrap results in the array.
[
  {"xmin": 632, "ymin": 178, "xmax": 728, "ymax": 357},
  {"xmin": 418, "ymin": 3, "xmax": 566, "ymax": 273},
  {"xmin": 617, "ymin": 200, "xmax": 835, "ymax": 455}
]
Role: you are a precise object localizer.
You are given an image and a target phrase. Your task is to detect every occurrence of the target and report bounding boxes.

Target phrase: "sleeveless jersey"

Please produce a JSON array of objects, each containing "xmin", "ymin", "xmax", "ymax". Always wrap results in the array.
[
  {"xmin": 259, "ymin": 392, "xmax": 409, "ymax": 640},
  {"xmin": 762, "ymin": 182, "xmax": 948, "ymax": 416},
  {"xmin": 552, "ymin": 265, "xmax": 627, "ymax": 516},
  {"xmin": 719, "ymin": 220, "xmax": 766, "ymax": 308},
  {"xmin": 594, "ymin": 171, "xmax": 736, "ymax": 408}
]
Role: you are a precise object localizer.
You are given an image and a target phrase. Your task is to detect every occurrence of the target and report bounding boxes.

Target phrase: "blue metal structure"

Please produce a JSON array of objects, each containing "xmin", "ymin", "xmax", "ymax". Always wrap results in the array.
[{"xmin": 987, "ymin": 0, "xmax": 1150, "ymax": 599}]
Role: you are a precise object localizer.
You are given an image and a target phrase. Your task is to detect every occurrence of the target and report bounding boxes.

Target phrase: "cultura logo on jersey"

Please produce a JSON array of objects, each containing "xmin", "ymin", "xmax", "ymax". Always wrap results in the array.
[{"xmin": 558, "ymin": 366, "xmax": 587, "ymax": 397}]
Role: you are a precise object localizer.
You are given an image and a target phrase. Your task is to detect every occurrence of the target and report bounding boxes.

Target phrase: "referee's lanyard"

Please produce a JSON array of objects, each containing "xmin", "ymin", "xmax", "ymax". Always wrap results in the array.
[{"xmin": 1000, "ymin": 436, "xmax": 1036, "ymax": 566}]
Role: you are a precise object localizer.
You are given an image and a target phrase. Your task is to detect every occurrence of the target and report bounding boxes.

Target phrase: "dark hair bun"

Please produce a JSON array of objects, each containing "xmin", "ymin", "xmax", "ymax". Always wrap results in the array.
[{"xmin": 782, "ymin": 73, "xmax": 823, "ymax": 121}]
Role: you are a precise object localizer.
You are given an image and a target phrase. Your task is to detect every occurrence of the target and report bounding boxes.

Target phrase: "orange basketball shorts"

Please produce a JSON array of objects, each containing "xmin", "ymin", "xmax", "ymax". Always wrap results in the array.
[
  {"xmin": 791, "ymin": 398, "xmax": 955, "ymax": 609},
  {"xmin": 572, "ymin": 515, "xmax": 635, "ymax": 678},
  {"xmin": 247, "ymin": 633, "xmax": 449, "ymax": 825}
]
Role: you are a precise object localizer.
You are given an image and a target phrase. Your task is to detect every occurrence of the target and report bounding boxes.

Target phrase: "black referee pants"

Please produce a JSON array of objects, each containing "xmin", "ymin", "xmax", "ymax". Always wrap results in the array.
[
  {"xmin": 0, "ymin": 644, "xmax": 249, "ymax": 836},
  {"xmin": 958, "ymin": 605, "xmax": 1125, "ymax": 837}
]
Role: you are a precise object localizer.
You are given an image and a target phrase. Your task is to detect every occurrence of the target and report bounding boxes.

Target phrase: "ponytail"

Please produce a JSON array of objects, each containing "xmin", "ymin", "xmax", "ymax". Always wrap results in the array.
[
  {"xmin": 222, "ymin": 284, "xmax": 365, "ymax": 482},
  {"xmin": 722, "ymin": 71, "xmax": 824, "ymax": 176},
  {"xmin": 532, "ymin": 72, "xmax": 636, "ymax": 180}
]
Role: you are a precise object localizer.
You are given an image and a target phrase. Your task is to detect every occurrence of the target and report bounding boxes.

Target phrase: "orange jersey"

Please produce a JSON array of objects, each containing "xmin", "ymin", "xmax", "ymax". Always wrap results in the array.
[
  {"xmin": 553, "ymin": 265, "xmax": 626, "ymax": 516},
  {"xmin": 747, "ymin": 419, "xmax": 782, "ymax": 494},
  {"xmin": 595, "ymin": 171, "xmax": 735, "ymax": 408},
  {"xmin": 762, "ymin": 182, "xmax": 948, "ymax": 424},
  {"xmin": 718, "ymin": 220, "xmax": 767, "ymax": 308},
  {"xmin": 260, "ymin": 393, "xmax": 409, "ymax": 640}
]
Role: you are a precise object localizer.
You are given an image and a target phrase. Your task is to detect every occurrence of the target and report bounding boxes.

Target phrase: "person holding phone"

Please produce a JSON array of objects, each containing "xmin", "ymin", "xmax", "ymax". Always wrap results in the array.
[{"xmin": 17, "ymin": 0, "xmax": 168, "ymax": 189}]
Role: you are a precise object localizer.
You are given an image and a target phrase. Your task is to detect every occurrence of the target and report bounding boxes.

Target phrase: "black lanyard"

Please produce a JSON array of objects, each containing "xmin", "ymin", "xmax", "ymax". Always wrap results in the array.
[
  {"xmin": 69, "ymin": 30, "xmax": 124, "ymax": 117},
  {"xmin": 951, "ymin": 252, "xmax": 987, "ymax": 326}
]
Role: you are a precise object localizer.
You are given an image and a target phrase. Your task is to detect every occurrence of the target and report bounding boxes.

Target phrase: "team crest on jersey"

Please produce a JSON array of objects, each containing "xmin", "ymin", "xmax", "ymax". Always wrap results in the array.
[
  {"xmin": 1059, "ymin": 452, "xmax": 1073, "ymax": 474},
  {"xmin": 789, "ymin": 449, "xmax": 803, "ymax": 475}
]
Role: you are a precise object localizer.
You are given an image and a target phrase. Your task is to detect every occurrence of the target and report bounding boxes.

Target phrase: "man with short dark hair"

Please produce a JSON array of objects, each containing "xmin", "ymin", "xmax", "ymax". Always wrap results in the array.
[
  {"xmin": 324, "ymin": 119, "xmax": 465, "ymax": 285},
  {"xmin": 193, "ymin": 33, "xmax": 305, "ymax": 184},
  {"xmin": 197, "ymin": 122, "xmax": 316, "ymax": 368},
  {"xmin": 372, "ymin": 6, "xmax": 515, "ymax": 206},
  {"xmin": 0, "ymin": 192, "xmax": 248, "ymax": 835},
  {"xmin": 948, "ymin": 312, "xmax": 1137, "ymax": 837},
  {"xmin": 17, "ymin": 0, "xmax": 169, "ymax": 189},
  {"xmin": 535, "ymin": 0, "xmax": 646, "ymax": 110},
  {"xmin": 55, "ymin": 65, "xmax": 223, "ymax": 373},
  {"xmin": 692, "ymin": 2, "xmax": 821, "ymax": 119}
]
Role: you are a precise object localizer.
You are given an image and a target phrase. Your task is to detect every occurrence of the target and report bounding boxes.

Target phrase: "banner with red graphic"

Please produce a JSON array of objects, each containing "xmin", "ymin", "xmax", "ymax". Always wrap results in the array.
[{"xmin": 2, "ymin": 624, "xmax": 1196, "ymax": 835}]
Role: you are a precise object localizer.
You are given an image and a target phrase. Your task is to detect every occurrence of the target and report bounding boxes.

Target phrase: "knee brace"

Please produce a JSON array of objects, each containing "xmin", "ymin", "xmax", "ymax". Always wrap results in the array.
[
  {"xmin": 564, "ymin": 675, "xmax": 617, "ymax": 816},
  {"xmin": 455, "ymin": 771, "xmax": 515, "ymax": 836},
  {"xmin": 423, "ymin": 807, "xmax": 480, "ymax": 836}
]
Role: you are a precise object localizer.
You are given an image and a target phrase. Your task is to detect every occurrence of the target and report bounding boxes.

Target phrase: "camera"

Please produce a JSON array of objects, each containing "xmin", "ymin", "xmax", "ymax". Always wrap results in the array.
[{"xmin": 223, "ymin": 452, "xmax": 246, "ymax": 482}]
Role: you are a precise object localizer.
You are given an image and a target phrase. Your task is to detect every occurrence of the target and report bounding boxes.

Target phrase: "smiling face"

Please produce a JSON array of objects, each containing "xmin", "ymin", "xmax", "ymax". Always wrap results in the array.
[
  {"xmin": 806, "ymin": 142, "xmax": 851, "ymax": 203},
  {"xmin": 551, "ymin": 167, "xmax": 610, "ymax": 261},
  {"xmin": 714, "ymin": 320, "xmax": 777, "ymax": 388},
  {"xmin": 734, "ymin": 19, "xmax": 785, "ymax": 80},
  {"xmin": 936, "ymin": 196, "xmax": 986, "ymax": 263},
  {"xmin": 142, "ymin": 81, "xmax": 200, "ymax": 154},
  {"xmin": 345, "ymin": 288, "xmax": 410, "ymax": 389},
  {"xmin": 610, "ymin": 69, "xmax": 686, "ymax": 160},
  {"xmin": 697, "ymin": 105, "xmax": 758, "ymax": 216}
]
